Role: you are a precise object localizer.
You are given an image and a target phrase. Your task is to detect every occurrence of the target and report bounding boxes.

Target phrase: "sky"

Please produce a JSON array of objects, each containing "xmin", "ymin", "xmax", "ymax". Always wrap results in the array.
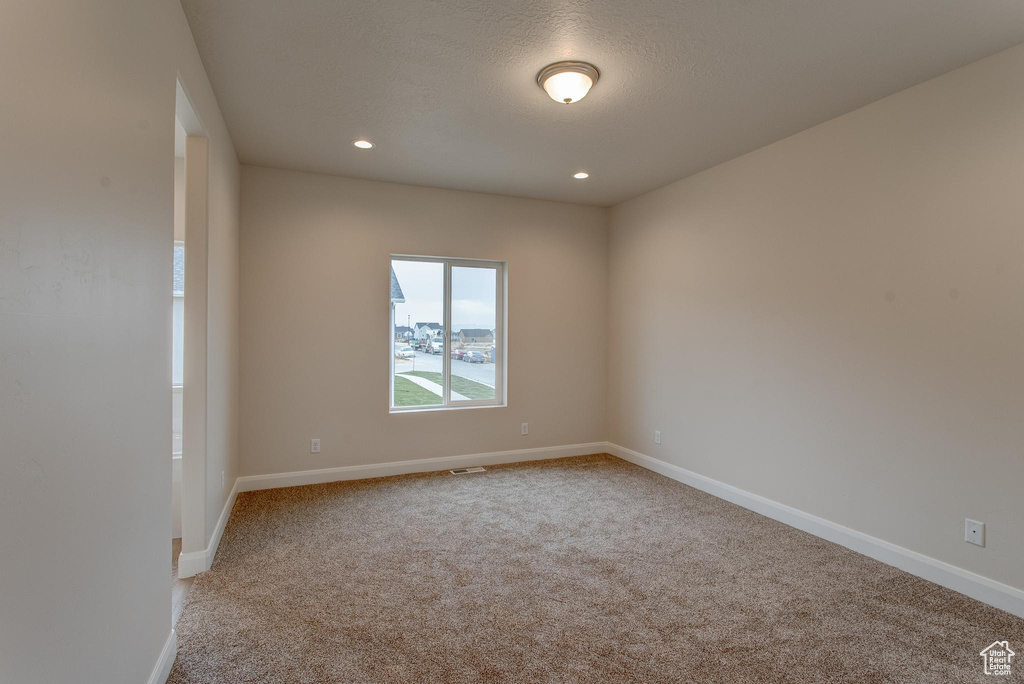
[{"xmin": 392, "ymin": 260, "xmax": 496, "ymax": 331}]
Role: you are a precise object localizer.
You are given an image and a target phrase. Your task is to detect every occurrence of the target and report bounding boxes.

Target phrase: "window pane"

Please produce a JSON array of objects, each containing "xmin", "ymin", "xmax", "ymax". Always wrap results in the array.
[
  {"xmin": 173, "ymin": 243, "xmax": 185, "ymax": 295},
  {"xmin": 391, "ymin": 260, "xmax": 444, "ymax": 407},
  {"xmin": 450, "ymin": 266, "xmax": 497, "ymax": 402}
]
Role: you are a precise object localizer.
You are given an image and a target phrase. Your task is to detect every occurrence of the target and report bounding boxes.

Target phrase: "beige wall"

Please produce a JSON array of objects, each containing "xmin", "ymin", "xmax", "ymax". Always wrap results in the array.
[
  {"xmin": 608, "ymin": 44, "xmax": 1024, "ymax": 593},
  {"xmin": 239, "ymin": 166, "xmax": 607, "ymax": 476},
  {"xmin": 0, "ymin": 2, "xmax": 239, "ymax": 682}
]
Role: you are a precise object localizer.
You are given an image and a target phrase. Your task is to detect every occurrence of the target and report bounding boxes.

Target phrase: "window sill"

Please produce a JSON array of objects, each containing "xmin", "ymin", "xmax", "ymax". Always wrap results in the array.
[{"xmin": 389, "ymin": 402, "xmax": 507, "ymax": 415}]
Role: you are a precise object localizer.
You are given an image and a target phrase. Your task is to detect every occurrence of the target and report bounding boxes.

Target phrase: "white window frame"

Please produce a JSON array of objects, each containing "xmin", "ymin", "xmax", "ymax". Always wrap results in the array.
[{"xmin": 389, "ymin": 254, "xmax": 507, "ymax": 413}]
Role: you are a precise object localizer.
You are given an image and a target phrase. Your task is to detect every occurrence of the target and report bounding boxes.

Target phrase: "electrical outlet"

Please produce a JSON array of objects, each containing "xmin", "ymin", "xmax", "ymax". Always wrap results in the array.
[
  {"xmin": 311, "ymin": 438, "xmax": 321, "ymax": 454},
  {"xmin": 965, "ymin": 519, "xmax": 985, "ymax": 547},
  {"xmin": 521, "ymin": 423, "xmax": 529, "ymax": 436},
  {"xmin": 654, "ymin": 430, "xmax": 661, "ymax": 445}
]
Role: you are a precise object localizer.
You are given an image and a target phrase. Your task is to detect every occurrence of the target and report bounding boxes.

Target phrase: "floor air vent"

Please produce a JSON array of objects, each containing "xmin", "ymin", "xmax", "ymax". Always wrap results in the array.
[{"xmin": 450, "ymin": 467, "xmax": 486, "ymax": 475}]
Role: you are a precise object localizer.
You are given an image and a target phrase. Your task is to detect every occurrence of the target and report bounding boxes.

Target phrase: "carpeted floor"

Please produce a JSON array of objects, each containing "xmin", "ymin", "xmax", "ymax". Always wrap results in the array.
[{"xmin": 168, "ymin": 454, "xmax": 1023, "ymax": 683}]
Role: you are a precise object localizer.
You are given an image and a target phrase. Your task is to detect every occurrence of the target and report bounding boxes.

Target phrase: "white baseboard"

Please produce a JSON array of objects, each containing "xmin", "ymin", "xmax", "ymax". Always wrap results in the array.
[
  {"xmin": 177, "ymin": 477, "xmax": 240, "ymax": 579},
  {"xmin": 606, "ymin": 442, "xmax": 1024, "ymax": 620},
  {"xmin": 176, "ymin": 549, "xmax": 207, "ymax": 579},
  {"xmin": 236, "ymin": 442, "xmax": 609, "ymax": 492},
  {"xmin": 147, "ymin": 629, "xmax": 176, "ymax": 684}
]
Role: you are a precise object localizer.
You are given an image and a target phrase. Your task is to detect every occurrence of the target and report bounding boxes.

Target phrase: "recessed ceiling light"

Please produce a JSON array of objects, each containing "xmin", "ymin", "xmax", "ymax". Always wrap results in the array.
[
  {"xmin": 573, "ymin": 172, "xmax": 589, "ymax": 180},
  {"xmin": 352, "ymin": 139, "xmax": 374, "ymax": 149},
  {"xmin": 537, "ymin": 61, "xmax": 600, "ymax": 104}
]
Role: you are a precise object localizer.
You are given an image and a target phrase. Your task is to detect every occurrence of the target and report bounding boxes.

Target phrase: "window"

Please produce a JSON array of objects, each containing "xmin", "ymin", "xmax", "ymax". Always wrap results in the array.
[
  {"xmin": 172, "ymin": 242, "xmax": 184, "ymax": 455},
  {"xmin": 390, "ymin": 256, "xmax": 505, "ymax": 411}
]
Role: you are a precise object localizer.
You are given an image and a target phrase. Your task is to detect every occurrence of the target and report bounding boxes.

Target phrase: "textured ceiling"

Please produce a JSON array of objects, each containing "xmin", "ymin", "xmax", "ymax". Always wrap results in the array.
[{"xmin": 180, "ymin": 0, "xmax": 1024, "ymax": 206}]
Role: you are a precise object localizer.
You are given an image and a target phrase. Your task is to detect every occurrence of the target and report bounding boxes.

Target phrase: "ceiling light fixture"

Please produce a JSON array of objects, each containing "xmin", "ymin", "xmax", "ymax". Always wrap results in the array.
[
  {"xmin": 537, "ymin": 61, "xmax": 600, "ymax": 104},
  {"xmin": 352, "ymin": 139, "xmax": 374, "ymax": 149},
  {"xmin": 573, "ymin": 172, "xmax": 589, "ymax": 179}
]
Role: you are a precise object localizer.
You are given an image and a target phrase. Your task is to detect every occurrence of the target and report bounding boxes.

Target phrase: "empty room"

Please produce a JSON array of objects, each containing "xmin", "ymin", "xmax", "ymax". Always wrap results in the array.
[{"xmin": 3, "ymin": 1, "xmax": 1024, "ymax": 682}]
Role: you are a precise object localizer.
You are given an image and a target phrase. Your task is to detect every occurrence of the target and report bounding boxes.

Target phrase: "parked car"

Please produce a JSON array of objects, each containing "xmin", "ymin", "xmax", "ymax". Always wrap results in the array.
[
  {"xmin": 451, "ymin": 349, "xmax": 467, "ymax": 360},
  {"xmin": 464, "ymin": 350, "xmax": 486, "ymax": 363},
  {"xmin": 395, "ymin": 346, "xmax": 416, "ymax": 359}
]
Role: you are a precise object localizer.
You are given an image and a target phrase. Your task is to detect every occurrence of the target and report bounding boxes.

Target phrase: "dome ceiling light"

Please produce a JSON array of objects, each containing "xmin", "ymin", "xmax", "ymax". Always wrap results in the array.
[{"xmin": 537, "ymin": 61, "xmax": 600, "ymax": 104}]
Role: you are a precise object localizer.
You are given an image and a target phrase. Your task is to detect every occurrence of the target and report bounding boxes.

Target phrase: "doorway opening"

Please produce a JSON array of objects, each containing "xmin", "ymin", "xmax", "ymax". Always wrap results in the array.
[
  {"xmin": 172, "ymin": 79, "xmax": 210, "ymax": 626},
  {"xmin": 171, "ymin": 114, "xmax": 188, "ymax": 625}
]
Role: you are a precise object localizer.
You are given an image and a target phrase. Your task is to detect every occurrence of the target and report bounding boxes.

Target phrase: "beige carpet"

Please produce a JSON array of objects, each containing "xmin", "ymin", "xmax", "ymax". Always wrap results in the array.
[{"xmin": 168, "ymin": 454, "xmax": 1023, "ymax": 683}]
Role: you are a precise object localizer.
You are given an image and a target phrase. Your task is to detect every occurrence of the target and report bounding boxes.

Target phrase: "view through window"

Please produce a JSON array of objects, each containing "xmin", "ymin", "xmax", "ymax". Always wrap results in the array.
[{"xmin": 390, "ymin": 257, "xmax": 504, "ymax": 410}]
